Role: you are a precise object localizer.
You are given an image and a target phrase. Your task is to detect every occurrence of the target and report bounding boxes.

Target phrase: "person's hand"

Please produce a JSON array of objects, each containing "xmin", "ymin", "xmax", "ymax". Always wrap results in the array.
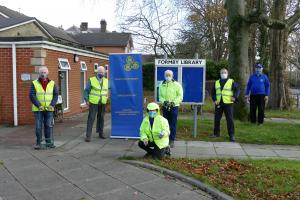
[
  {"xmin": 47, "ymin": 106, "xmax": 54, "ymax": 111},
  {"xmin": 245, "ymin": 95, "xmax": 250, "ymax": 103},
  {"xmin": 231, "ymin": 97, "xmax": 236, "ymax": 102},
  {"xmin": 170, "ymin": 102, "xmax": 175, "ymax": 107},
  {"xmin": 159, "ymin": 131, "xmax": 164, "ymax": 139},
  {"xmin": 264, "ymin": 96, "xmax": 269, "ymax": 103},
  {"xmin": 143, "ymin": 140, "xmax": 148, "ymax": 146},
  {"xmin": 39, "ymin": 106, "xmax": 45, "ymax": 111},
  {"xmin": 214, "ymin": 101, "xmax": 219, "ymax": 105},
  {"xmin": 86, "ymin": 101, "xmax": 89, "ymax": 106},
  {"xmin": 163, "ymin": 101, "xmax": 169, "ymax": 107}
]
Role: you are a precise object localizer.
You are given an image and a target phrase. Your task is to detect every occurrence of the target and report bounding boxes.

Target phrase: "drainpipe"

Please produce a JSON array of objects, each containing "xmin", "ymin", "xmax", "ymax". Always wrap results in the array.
[{"xmin": 12, "ymin": 43, "xmax": 18, "ymax": 126}]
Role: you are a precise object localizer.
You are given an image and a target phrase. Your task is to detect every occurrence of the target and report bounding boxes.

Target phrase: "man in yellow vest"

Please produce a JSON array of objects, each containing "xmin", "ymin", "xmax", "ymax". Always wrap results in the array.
[
  {"xmin": 84, "ymin": 66, "xmax": 109, "ymax": 142},
  {"xmin": 159, "ymin": 70, "xmax": 183, "ymax": 148},
  {"xmin": 139, "ymin": 102, "xmax": 170, "ymax": 159},
  {"xmin": 29, "ymin": 66, "xmax": 58, "ymax": 150},
  {"xmin": 211, "ymin": 68, "xmax": 240, "ymax": 142}
]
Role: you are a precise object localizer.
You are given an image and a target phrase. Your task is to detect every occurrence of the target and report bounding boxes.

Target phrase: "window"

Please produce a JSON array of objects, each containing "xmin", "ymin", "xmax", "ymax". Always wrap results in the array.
[
  {"xmin": 94, "ymin": 63, "xmax": 98, "ymax": 72},
  {"xmin": 80, "ymin": 62, "xmax": 87, "ymax": 105},
  {"xmin": 58, "ymin": 58, "xmax": 71, "ymax": 70},
  {"xmin": 58, "ymin": 70, "xmax": 69, "ymax": 110},
  {"xmin": 80, "ymin": 61, "xmax": 87, "ymax": 71}
]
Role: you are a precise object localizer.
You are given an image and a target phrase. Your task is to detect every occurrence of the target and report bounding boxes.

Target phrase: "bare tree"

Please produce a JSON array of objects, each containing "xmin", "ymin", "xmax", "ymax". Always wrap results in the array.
[
  {"xmin": 117, "ymin": 0, "xmax": 180, "ymax": 57},
  {"xmin": 178, "ymin": 0, "xmax": 228, "ymax": 61}
]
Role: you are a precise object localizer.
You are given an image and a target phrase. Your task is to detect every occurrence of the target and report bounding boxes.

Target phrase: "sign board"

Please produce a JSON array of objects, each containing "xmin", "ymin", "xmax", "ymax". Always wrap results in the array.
[
  {"xmin": 155, "ymin": 59, "xmax": 206, "ymax": 105},
  {"xmin": 109, "ymin": 54, "xmax": 143, "ymax": 139}
]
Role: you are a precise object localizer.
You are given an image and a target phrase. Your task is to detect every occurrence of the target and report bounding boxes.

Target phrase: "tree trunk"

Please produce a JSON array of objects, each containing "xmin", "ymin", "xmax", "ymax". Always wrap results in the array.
[
  {"xmin": 269, "ymin": 0, "xmax": 290, "ymax": 109},
  {"xmin": 226, "ymin": 0, "xmax": 249, "ymax": 120}
]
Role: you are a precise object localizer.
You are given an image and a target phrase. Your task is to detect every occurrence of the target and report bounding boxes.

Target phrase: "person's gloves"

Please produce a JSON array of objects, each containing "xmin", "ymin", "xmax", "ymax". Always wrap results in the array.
[
  {"xmin": 46, "ymin": 106, "xmax": 55, "ymax": 112},
  {"xmin": 39, "ymin": 106, "xmax": 45, "ymax": 111},
  {"xmin": 170, "ymin": 102, "xmax": 175, "ymax": 107},
  {"xmin": 159, "ymin": 131, "xmax": 164, "ymax": 139},
  {"xmin": 143, "ymin": 140, "xmax": 148, "ymax": 146},
  {"xmin": 163, "ymin": 101, "xmax": 169, "ymax": 107}
]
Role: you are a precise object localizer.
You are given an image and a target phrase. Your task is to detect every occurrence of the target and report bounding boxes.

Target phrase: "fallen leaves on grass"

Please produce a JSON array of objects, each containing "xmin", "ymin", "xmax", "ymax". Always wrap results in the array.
[{"xmin": 146, "ymin": 158, "xmax": 300, "ymax": 200}]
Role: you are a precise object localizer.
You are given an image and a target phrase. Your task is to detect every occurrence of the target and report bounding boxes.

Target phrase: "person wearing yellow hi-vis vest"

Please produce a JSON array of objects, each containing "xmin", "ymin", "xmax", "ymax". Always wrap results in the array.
[
  {"xmin": 139, "ymin": 102, "xmax": 171, "ymax": 159},
  {"xmin": 84, "ymin": 66, "xmax": 109, "ymax": 142},
  {"xmin": 211, "ymin": 68, "xmax": 240, "ymax": 142},
  {"xmin": 29, "ymin": 66, "xmax": 58, "ymax": 150},
  {"xmin": 159, "ymin": 70, "xmax": 183, "ymax": 148}
]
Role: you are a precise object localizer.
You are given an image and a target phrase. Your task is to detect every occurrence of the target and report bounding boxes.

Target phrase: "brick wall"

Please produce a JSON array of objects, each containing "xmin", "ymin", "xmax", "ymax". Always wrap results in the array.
[{"xmin": 0, "ymin": 47, "xmax": 108, "ymax": 125}]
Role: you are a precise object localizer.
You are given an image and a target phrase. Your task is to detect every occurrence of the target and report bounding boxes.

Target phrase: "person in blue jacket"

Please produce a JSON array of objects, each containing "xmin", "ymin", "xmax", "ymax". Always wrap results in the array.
[{"xmin": 245, "ymin": 63, "xmax": 270, "ymax": 125}]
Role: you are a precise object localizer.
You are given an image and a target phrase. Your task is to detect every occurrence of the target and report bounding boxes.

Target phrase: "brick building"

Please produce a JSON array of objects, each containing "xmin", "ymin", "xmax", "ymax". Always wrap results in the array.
[{"xmin": 0, "ymin": 6, "xmax": 109, "ymax": 125}]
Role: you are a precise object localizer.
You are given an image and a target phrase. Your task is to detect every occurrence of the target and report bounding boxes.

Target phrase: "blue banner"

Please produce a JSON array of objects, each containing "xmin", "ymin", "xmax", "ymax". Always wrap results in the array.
[{"xmin": 109, "ymin": 54, "xmax": 143, "ymax": 138}]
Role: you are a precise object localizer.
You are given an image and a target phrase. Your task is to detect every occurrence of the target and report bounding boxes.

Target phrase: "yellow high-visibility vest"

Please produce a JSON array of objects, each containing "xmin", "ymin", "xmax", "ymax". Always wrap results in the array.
[
  {"xmin": 89, "ymin": 77, "xmax": 109, "ymax": 104},
  {"xmin": 32, "ymin": 80, "xmax": 55, "ymax": 112},
  {"xmin": 215, "ymin": 79, "xmax": 234, "ymax": 104}
]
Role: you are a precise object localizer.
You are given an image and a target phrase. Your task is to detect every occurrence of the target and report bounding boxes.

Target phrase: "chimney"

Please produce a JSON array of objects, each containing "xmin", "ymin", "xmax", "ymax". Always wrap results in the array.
[
  {"xmin": 80, "ymin": 22, "xmax": 88, "ymax": 32},
  {"xmin": 100, "ymin": 19, "xmax": 107, "ymax": 32}
]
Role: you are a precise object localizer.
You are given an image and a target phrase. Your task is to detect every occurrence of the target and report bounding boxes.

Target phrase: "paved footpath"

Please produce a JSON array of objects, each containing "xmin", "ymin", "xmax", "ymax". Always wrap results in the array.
[
  {"xmin": 0, "ymin": 113, "xmax": 299, "ymax": 200},
  {"xmin": 0, "ymin": 114, "xmax": 212, "ymax": 200}
]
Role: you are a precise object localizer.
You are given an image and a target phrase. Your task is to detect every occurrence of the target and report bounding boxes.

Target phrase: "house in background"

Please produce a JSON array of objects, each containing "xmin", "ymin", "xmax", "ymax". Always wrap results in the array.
[
  {"xmin": 0, "ymin": 5, "xmax": 109, "ymax": 125},
  {"xmin": 66, "ymin": 20, "xmax": 134, "ymax": 54}
]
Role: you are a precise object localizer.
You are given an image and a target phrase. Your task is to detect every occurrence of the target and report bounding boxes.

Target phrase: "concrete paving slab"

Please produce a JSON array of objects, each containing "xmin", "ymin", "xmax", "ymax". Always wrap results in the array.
[
  {"xmin": 274, "ymin": 150, "xmax": 300, "ymax": 158},
  {"xmin": 0, "ymin": 180, "xmax": 28, "ymax": 198},
  {"xmin": 112, "ymin": 167, "xmax": 159, "ymax": 185},
  {"xmin": 174, "ymin": 141, "xmax": 187, "ymax": 147},
  {"xmin": 33, "ymin": 183, "xmax": 92, "ymax": 200},
  {"xmin": 95, "ymin": 187, "xmax": 152, "ymax": 200},
  {"xmin": 215, "ymin": 147, "xmax": 247, "ymax": 156},
  {"xmin": 188, "ymin": 141, "xmax": 214, "ymax": 148},
  {"xmin": 79, "ymin": 175, "xmax": 126, "ymax": 196},
  {"xmin": 243, "ymin": 148, "xmax": 278, "ymax": 157},
  {"xmin": 60, "ymin": 165, "xmax": 106, "ymax": 184},
  {"xmin": 43, "ymin": 156, "xmax": 86, "ymax": 172},
  {"xmin": 160, "ymin": 190, "xmax": 212, "ymax": 200},
  {"xmin": 2, "ymin": 193, "xmax": 34, "ymax": 200},
  {"xmin": 133, "ymin": 178, "xmax": 189, "ymax": 199},
  {"xmin": 213, "ymin": 142, "xmax": 242, "ymax": 148},
  {"xmin": 187, "ymin": 147, "xmax": 216, "ymax": 155}
]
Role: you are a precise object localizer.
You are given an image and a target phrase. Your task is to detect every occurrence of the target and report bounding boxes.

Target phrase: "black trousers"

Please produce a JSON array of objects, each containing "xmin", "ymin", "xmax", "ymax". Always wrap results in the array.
[
  {"xmin": 250, "ymin": 94, "xmax": 265, "ymax": 124},
  {"xmin": 138, "ymin": 141, "xmax": 166, "ymax": 160},
  {"xmin": 86, "ymin": 103, "xmax": 105, "ymax": 138},
  {"xmin": 214, "ymin": 104, "xmax": 234, "ymax": 137}
]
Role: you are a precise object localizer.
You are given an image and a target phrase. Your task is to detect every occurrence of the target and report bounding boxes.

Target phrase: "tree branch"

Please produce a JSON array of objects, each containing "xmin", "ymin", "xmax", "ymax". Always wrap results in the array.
[{"xmin": 286, "ymin": 7, "xmax": 300, "ymax": 29}]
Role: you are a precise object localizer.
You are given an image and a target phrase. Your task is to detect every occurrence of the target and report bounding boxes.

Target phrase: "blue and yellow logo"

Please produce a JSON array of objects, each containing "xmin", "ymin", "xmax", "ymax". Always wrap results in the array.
[{"xmin": 124, "ymin": 56, "xmax": 139, "ymax": 71}]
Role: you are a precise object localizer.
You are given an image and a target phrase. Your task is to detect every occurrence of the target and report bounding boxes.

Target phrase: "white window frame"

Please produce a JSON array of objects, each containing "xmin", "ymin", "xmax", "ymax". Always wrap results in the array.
[
  {"xmin": 80, "ymin": 61, "xmax": 88, "ymax": 71},
  {"xmin": 58, "ymin": 58, "xmax": 71, "ymax": 70},
  {"xmin": 105, "ymin": 64, "xmax": 109, "ymax": 78},
  {"xmin": 58, "ymin": 69, "xmax": 69, "ymax": 111},
  {"xmin": 80, "ymin": 62, "xmax": 87, "ymax": 105},
  {"xmin": 94, "ymin": 63, "xmax": 99, "ymax": 72}
]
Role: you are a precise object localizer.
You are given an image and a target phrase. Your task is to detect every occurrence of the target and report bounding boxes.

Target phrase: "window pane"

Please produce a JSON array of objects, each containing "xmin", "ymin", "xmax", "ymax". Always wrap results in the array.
[
  {"xmin": 80, "ymin": 72, "xmax": 85, "ymax": 104},
  {"xmin": 59, "ymin": 60, "xmax": 70, "ymax": 69},
  {"xmin": 59, "ymin": 71, "xmax": 68, "ymax": 109}
]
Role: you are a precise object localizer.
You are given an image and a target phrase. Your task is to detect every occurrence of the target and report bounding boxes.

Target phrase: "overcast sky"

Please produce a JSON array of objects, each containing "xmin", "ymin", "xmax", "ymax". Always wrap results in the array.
[{"xmin": 0, "ymin": 0, "xmax": 117, "ymax": 31}]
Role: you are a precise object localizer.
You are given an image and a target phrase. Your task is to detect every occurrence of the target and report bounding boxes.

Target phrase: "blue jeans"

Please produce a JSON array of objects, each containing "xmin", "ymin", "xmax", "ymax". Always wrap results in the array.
[
  {"xmin": 162, "ymin": 106, "xmax": 178, "ymax": 141},
  {"xmin": 34, "ymin": 111, "xmax": 53, "ymax": 145}
]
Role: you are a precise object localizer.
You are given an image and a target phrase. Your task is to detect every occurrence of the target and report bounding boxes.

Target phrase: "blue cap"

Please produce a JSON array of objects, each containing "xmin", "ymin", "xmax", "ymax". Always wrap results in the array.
[{"xmin": 255, "ymin": 63, "xmax": 263, "ymax": 68}]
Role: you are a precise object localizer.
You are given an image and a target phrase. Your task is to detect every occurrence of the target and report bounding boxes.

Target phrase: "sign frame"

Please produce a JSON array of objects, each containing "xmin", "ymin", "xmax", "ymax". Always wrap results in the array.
[{"xmin": 155, "ymin": 59, "xmax": 206, "ymax": 105}]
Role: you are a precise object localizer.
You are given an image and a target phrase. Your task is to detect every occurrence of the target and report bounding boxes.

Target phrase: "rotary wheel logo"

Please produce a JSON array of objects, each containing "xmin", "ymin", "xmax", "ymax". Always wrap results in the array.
[{"xmin": 124, "ymin": 56, "xmax": 139, "ymax": 71}]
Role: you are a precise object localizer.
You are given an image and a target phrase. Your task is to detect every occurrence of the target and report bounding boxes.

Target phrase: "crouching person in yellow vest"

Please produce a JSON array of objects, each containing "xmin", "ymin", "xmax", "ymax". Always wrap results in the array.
[
  {"xmin": 138, "ymin": 102, "xmax": 171, "ymax": 160},
  {"xmin": 29, "ymin": 66, "xmax": 58, "ymax": 150},
  {"xmin": 211, "ymin": 68, "xmax": 240, "ymax": 142},
  {"xmin": 84, "ymin": 66, "xmax": 109, "ymax": 142}
]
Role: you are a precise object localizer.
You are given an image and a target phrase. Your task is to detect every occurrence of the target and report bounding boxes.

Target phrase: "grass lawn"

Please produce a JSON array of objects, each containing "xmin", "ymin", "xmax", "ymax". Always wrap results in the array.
[
  {"xmin": 177, "ymin": 119, "xmax": 300, "ymax": 145},
  {"xmin": 144, "ymin": 158, "xmax": 300, "ymax": 200},
  {"xmin": 265, "ymin": 109, "xmax": 300, "ymax": 119}
]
